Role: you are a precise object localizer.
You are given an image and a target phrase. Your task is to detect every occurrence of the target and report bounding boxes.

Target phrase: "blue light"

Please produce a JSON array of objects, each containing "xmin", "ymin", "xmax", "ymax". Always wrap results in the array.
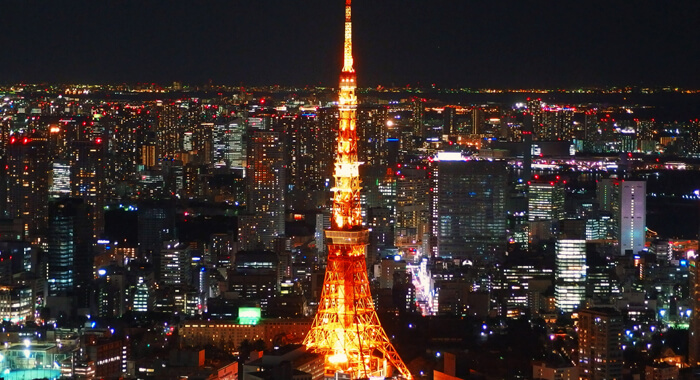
[{"xmin": 680, "ymin": 260, "xmax": 688, "ymax": 267}]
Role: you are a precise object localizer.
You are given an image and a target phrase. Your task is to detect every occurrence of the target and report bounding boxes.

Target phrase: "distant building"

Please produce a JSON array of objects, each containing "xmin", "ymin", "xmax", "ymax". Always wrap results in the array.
[
  {"xmin": 528, "ymin": 180, "xmax": 565, "ymax": 222},
  {"xmin": 578, "ymin": 308, "xmax": 622, "ymax": 380},
  {"xmin": 47, "ymin": 198, "xmax": 92, "ymax": 307},
  {"xmin": 555, "ymin": 239, "xmax": 586, "ymax": 312},
  {"xmin": 246, "ymin": 131, "xmax": 285, "ymax": 249},
  {"xmin": 689, "ymin": 254, "xmax": 700, "ymax": 366},
  {"xmin": 430, "ymin": 159, "xmax": 507, "ymax": 263},
  {"xmin": 644, "ymin": 362, "xmax": 679, "ymax": 380},
  {"xmin": 532, "ymin": 360, "xmax": 578, "ymax": 380},
  {"xmin": 619, "ymin": 180, "xmax": 646, "ymax": 256},
  {"xmin": 597, "ymin": 178, "xmax": 647, "ymax": 256},
  {"xmin": 178, "ymin": 319, "xmax": 312, "ymax": 354}
]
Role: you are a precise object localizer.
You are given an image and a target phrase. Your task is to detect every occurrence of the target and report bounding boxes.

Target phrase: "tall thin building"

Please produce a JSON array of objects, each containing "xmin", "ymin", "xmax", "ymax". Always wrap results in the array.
[
  {"xmin": 689, "ymin": 254, "xmax": 700, "ymax": 366},
  {"xmin": 578, "ymin": 308, "xmax": 623, "ymax": 379},
  {"xmin": 246, "ymin": 130, "xmax": 285, "ymax": 249},
  {"xmin": 554, "ymin": 239, "xmax": 586, "ymax": 312},
  {"xmin": 303, "ymin": 1, "xmax": 411, "ymax": 378},
  {"xmin": 619, "ymin": 180, "xmax": 646, "ymax": 256},
  {"xmin": 47, "ymin": 198, "xmax": 92, "ymax": 308},
  {"xmin": 4, "ymin": 137, "xmax": 49, "ymax": 241}
]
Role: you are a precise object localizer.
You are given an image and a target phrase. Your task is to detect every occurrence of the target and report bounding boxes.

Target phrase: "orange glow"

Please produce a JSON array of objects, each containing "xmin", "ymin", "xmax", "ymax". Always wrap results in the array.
[{"xmin": 303, "ymin": 1, "xmax": 411, "ymax": 379}]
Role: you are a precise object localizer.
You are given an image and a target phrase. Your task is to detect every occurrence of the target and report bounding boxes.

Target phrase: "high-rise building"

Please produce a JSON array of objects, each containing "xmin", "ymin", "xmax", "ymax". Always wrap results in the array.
[
  {"xmin": 395, "ymin": 166, "xmax": 429, "ymax": 255},
  {"xmin": 159, "ymin": 241, "xmax": 191, "ymax": 286},
  {"xmin": 47, "ymin": 198, "xmax": 92, "ymax": 307},
  {"xmin": 619, "ymin": 180, "xmax": 646, "ymax": 256},
  {"xmin": 49, "ymin": 160, "xmax": 71, "ymax": 199},
  {"xmin": 246, "ymin": 130, "xmax": 285, "ymax": 249},
  {"xmin": 431, "ymin": 158, "xmax": 507, "ymax": 263},
  {"xmin": 4, "ymin": 136, "xmax": 49, "ymax": 241},
  {"xmin": 578, "ymin": 308, "xmax": 623, "ymax": 379},
  {"xmin": 528, "ymin": 180, "xmax": 566, "ymax": 222},
  {"xmin": 212, "ymin": 119, "xmax": 246, "ymax": 169},
  {"xmin": 596, "ymin": 178, "xmax": 646, "ymax": 255},
  {"xmin": 554, "ymin": 239, "xmax": 586, "ymax": 312},
  {"xmin": 138, "ymin": 203, "xmax": 174, "ymax": 272},
  {"xmin": 70, "ymin": 139, "xmax": 106, "ymax": 239},
  {"xmin": 689, "ymin": 254, "xmax": 700, "ymax": 366}
]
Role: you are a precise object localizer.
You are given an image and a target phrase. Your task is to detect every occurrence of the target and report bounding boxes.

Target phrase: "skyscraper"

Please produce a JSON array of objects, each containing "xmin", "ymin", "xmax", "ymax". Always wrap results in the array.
[
  {"xmin": 47, "ymin": 198, "xmax": 92, "ymax": 307},
  {"xmin": 619, "ymin": 180, "xmax": 646, "ymax": 256},
  {"xmin": 689, "ymin": 253, "xmax": 700, "ymax": 366},
  {"xmin": 578, "ymin": 308, "xmax": 623, "ymax": 379},
  {"xmin": 554, "ymin": 239, "xmax": 586, "ymax": 312},
  {"xmin": 528, "ymin": 180, "xmax": 566, "ymax": 222},
  {"xmin": 431, "ymin": 158, "xmax": 507, "ymax": 263},
  {"xmin": 4, "ymin": 137, "xmax": 49, "ymax": 241},
  {"xmin": 246, "ymin": 130, "xmax": 285, "ymax": 249}
]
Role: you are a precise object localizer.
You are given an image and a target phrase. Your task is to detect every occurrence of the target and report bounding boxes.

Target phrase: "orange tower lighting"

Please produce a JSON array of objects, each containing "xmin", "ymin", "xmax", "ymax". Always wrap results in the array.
[{"xmin": 303, "ymin": 0, "xmax": 412, "ymax": 379}]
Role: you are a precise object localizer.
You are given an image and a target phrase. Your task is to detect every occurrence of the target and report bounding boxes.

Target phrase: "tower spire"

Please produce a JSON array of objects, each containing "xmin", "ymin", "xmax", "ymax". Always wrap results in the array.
[
  {"xmin": 343, "ymin": 0, "xmax": 354, "ymax": 73},
  {"xmin": 303, "ymin": 1, "xmax": 412, "ymax": 379}
]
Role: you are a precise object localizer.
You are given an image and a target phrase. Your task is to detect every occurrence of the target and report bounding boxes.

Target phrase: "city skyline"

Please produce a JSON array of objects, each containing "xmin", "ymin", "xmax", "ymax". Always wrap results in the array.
[
  {"xmin": 0, "ymin": 1, "xmax": 699, "ymax": 379},
  {"xmin": 4, "ymin": 0, "xmax": 700, "ymax": 87}
]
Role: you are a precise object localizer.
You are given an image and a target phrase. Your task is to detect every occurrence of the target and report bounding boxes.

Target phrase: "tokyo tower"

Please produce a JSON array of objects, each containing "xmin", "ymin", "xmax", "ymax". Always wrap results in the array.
[{"xmin": 303, "ymin": 0, "xmax": 412, "ymax": 379}]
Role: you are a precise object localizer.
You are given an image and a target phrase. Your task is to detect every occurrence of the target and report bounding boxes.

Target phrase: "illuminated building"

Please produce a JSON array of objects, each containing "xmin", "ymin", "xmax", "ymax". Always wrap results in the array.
[
  {"xmin": 619, "ymin": 180, "xmax": 646, "ymax": 256},
  {"xmin": 70, "ymin": 139, "xmax": 106, "ymax": 238},
  {"xmin": 357, "ymin": 106, "xmax": 389, "ymax": 167},
  {"xmin": 213, "ymin": 119, "xmax": 246, "ymax": 169},
  {"xmin": 230, "ymin": 250, "xmax": 280, "ymax": 313},
  {"xmin": 84, "ymin": 335, "xmax": 127, "ymax": 379},
  {"xmin": 246, "ymin": 130, "xmax": 285, "ymax": 249},
  {"xmin": 47, "ymin": 198, "xmax": 92, "ymax": 307},
  {"xmin": 395, "ymin": 166, "xmax": 429, "ymax": 256},
  {"xmin": 0, "ymin": 285, "xmax": 33, "ymax": 323},
  {"xmin": 4, "ymin": 136, "xmax": 49, "ymax": 241},
  {"xmin": 577, "ymin": 308, "xmax": 623, "ymax": 380},
  {"xmin": 430, "ymin": 159, "xmax": 507, "ymax": 263},
  {"xmin": 532, "ymin": 361, "xmax": 578, "ymax": 380},
  {"xmin": 689, "ymin": 254, "xmax": 700, "ymax": 366},
  {"xmin": 96, "ymin": 266, "xmax": 126, "ymax": 318},
  {"xmin": 179, "ymin": 318, "xmax": 312, "ymax": 354},
  {"xmin": 303, "ymin": 1, "xmax": 412, "ymax": 378},
  {"xmin": 597, "ymin": 178, "xmax": 647, "ymax": 255},
  {"xmin": 554, "ymin": 239, "xmax": 586, "ymax": 312},
  {"xmin": 528, "ymin": 180, "xmax": 565, "ymax": 222},
  {"xmin": 49, "ymin": 160, "xmax": 71, "ymax": 198},
  {"xmin": 160, "ymin": 241, "xmax": 191, "ymax": 286},
  {"xmin": 129, "ymin": 263, "xmax": 154, "ymax": 313}
]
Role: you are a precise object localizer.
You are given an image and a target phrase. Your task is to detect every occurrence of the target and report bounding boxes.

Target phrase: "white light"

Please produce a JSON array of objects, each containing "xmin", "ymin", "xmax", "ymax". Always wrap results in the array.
[{"xmin": 435, "ymin": 151, "xmax": 464, "ymax": 161}]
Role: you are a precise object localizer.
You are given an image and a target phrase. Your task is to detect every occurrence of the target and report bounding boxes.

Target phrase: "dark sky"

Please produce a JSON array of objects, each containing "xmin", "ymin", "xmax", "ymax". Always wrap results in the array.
[{"xmin": 3, "ymin": 0, "xmax": 700, "ymax": 87}]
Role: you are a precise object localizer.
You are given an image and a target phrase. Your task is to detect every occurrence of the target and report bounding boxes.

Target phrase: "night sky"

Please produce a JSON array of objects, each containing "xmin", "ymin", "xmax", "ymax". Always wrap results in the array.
[{"xmin": 3, "ymin": 0, "xmax": 700, "ymax": 87}]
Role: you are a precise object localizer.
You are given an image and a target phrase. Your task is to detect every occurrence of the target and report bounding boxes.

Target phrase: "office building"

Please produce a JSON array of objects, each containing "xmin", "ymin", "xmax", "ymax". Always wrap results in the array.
[
  {"xmin": 619, "ymin": 180, "xmax": 646, "ymax": 256},
  {"xmin": 554, "ymin": 239, "xmax": 586, "ymax": 312},
  {"xmin": 246, "ymin": 131, "xmax": 285, "ymax": 249},
  {"xmin": 528, "ymin": 180, "xmax": 565, "ymax": 222},
  {"xmin": 431, "ymin": 159, "xmax": 507, "ymax": 263},
  {"xmin": 47, "ymin": 198, "xmax": 92, "ymax": 307},
  {"xmin": 578, "ymin": 308, "xmax": 623, "ymax": 380},
  {"xmin": 689, "ymin": 253, "xmax": 700, "ymax": 366}
]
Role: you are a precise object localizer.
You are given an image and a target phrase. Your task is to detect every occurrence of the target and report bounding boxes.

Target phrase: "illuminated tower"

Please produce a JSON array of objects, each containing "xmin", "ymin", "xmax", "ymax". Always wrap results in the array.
[{"xmin": 303, "ymin": 1, "xmax": 412, "ymax": 379}]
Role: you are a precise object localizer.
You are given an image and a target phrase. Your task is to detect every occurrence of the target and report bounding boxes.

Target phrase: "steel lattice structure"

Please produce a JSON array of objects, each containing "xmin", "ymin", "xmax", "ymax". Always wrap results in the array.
[{"xmin": 303, "ymin": 1, "xmax": 412, "ymax": 378}]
